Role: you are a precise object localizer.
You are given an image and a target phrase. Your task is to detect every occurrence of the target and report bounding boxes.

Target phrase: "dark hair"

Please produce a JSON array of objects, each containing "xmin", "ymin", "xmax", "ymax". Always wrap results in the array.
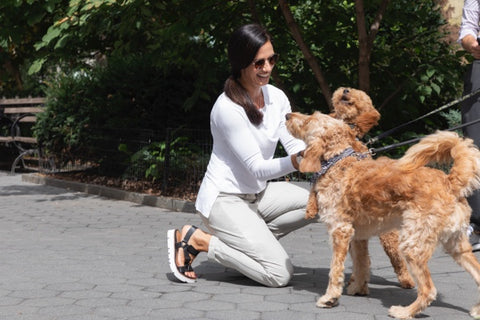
[{"xmin": 224, "ymin": 24, "xmax": 271, "ymax": 125}]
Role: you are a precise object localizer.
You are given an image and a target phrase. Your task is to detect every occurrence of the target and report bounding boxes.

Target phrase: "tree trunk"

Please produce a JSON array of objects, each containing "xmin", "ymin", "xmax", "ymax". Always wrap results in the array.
[
  {"xmin": 355, "ymin": 0, "xmax": 389, "ymax": 93},
  {"xmin": 3, "ymin": 58, "xmax": 23, "ymax": 91},
  {"xmin": 278, "ymin": 0, "xmax": 332, "ymax": 110}
]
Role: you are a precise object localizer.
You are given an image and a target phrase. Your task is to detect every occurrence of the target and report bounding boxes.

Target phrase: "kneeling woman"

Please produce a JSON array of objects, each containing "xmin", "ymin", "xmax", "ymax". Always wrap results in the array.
[{"xmin": 168, "ymin": 24, "xmax": 312, "ymax": 287}]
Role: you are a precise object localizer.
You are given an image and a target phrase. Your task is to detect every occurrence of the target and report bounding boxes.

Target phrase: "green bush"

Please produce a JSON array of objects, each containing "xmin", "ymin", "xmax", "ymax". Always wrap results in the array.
[
  {"xmin": 33, "ymin": 54, "xmax": 211, "ymax": 176},
  {"xmin": 123, "ymin": 135, "xmax": 210, "ymax": 183}
]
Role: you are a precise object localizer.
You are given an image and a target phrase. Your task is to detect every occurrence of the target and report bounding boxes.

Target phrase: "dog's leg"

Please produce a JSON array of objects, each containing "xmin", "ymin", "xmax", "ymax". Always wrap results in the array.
[
  {"xmin": 442, "ymin": 229, "xmax": 480, "ymax": 318},
  {"xmin": 316, "ymin": 224, "xmax": 354, "ymax": 308},
  {"xmin": 305, "ymin": 190, "xmax": 318, "ymax": 219},
  {"xmin": 347, "ymin": 239, "xmax": 370, "ymax": 296},
  {"xmin": 389, "ymin": 232, "xmax": 437, "ymax": 319},
  {"xmin": 379, "ymin": 231, "xmax": 415, "ymax": 289}
]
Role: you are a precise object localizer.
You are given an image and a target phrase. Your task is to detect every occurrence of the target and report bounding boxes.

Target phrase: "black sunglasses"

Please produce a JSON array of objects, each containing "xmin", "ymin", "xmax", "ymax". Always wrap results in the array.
[{"xmin": 252, "ymin": 53, "xmax": 279, "ymax": 69}]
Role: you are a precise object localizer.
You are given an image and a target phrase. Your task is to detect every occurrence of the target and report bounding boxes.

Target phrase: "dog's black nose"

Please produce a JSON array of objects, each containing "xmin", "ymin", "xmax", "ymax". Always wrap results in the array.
[
  {"xmin": 285, "ymin": 113, "xmax": 291, "ymax": 120},
  {"xmin": 343, "ymin": 88, "xmax": 350, "ymax": 94}
]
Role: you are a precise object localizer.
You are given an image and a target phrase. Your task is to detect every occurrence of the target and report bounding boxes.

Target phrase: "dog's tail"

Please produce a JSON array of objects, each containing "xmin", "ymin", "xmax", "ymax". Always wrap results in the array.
[{"xmin": 397, "ymin": 130, "xmax": 480, "ymax": 198}]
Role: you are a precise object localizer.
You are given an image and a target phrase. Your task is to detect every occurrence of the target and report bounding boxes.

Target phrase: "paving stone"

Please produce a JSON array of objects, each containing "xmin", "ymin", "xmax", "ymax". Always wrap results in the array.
[{"xmin": 0, "ymin": 171, "xmax": 478, "ymax": 320}]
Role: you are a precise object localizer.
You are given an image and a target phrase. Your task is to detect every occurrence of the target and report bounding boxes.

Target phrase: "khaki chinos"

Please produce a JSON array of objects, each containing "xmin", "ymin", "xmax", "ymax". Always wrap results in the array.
[{"xmin": 200, "ymin": 181, "xmax": 313, "ymax": 287}]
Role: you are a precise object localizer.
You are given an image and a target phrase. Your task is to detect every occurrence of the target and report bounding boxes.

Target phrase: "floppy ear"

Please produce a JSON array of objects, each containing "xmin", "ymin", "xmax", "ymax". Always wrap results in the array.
[
  {"xmin": 354, "ymin": 110, "xmax": 380, "ymax": 138},
  {"xmin": 299, "ymin": 139, "xmax": 324, "ymax": 172}
]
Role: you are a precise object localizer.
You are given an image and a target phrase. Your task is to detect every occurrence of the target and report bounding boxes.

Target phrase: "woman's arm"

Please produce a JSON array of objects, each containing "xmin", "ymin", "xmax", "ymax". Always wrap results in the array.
[{"xmin": 212, "ymin": 105, "xmax": 296, "ymax": 180}]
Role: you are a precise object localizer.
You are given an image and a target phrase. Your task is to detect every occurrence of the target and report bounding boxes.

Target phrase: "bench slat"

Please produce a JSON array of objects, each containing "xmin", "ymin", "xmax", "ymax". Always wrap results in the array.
[
  {"xmin": 0, "ymin": 97, "xmax": 45, "ymax": 105},
  {"xmin": 14, "ymin": 137, "xmax": 37, "ymax": 143},
  {"xmin": 0, "ymin": 136, "xmax": 37, "ymax": 143},
  {"xmin": 17, "ymin": 116, "xmax": 37, "ymax": 123},
  {"xmin": 3, "ymin": 107, "xmax": 43, "ymax": 114}
]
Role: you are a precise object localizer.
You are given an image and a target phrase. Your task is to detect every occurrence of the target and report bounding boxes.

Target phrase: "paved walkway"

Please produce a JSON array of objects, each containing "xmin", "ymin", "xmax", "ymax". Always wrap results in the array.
[{"xmin": 1, "ymin": 172, "xmax": 479, "ymax": 319}]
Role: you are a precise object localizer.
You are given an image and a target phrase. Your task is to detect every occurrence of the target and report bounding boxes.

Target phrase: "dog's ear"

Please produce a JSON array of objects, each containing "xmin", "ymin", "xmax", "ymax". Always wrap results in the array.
[
  {"xmin": 354, "ymin": 110, "xmax": 380, "ymax": 138},
  {"xmin": 299, "ymin": 139, "xmax": 323, "ymax": 172}
]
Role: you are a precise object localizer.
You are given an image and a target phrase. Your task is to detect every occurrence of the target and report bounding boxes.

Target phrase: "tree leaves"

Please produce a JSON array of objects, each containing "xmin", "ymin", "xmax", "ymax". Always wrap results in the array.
[{"xmin": 1, "ymin": 0, "xmax": 469, "ymax": 135}]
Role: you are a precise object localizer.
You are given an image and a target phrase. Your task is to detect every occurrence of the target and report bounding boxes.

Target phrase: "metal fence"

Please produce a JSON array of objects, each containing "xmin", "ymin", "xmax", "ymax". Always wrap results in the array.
[{"xmin": 32, "ymin": 126, "xmax": 308, "ymax": 196}]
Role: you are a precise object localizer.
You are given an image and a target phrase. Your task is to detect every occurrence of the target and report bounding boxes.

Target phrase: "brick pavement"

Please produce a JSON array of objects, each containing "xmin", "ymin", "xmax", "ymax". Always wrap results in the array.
[{"xmin": 0, "ymin": 171, "xmax": 478, "ymax": 319}]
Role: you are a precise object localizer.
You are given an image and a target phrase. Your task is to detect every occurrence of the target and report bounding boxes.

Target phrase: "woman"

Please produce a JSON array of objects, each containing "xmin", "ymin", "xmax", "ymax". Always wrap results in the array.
[{"xmin": 167, "ymin": 24, "xmax": 313, "ymax": 287}]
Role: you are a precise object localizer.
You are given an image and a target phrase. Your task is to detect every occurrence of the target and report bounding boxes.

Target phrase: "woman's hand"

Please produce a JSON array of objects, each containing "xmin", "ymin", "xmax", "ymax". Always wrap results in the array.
[{"xmin": 291, "ymin": 150, "xmax": 304, "ymax": 170}]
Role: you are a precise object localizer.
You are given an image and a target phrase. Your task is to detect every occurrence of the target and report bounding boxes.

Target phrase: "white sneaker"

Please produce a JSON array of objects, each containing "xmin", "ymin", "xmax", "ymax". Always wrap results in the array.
[{"xmin": 469, "ymin": 224, "xmax": 480, "ymax": 252}]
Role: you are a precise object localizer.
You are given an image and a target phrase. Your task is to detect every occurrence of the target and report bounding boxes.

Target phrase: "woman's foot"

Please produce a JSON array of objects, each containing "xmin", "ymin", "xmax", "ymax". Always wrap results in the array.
[{"xmin": 167, "ymin": 225, "xmax": 211, "ymax": 283}]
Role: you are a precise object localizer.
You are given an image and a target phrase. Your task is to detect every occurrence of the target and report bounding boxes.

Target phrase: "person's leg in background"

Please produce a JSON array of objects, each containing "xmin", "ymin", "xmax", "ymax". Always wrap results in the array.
[{"xmin": 462, "ymin": 60, "xmax": 480, "ymax": 252}]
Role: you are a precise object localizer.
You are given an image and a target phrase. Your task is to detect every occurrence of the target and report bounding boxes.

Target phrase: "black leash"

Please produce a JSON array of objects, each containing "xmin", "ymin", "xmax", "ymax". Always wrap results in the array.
[
  {"xmin": 369, "ymin": 117, "xmax": 480, "ymax": 155},
  {"xmin": 367, "ymin": 88, "xmax": 480, "ymax": 145}
]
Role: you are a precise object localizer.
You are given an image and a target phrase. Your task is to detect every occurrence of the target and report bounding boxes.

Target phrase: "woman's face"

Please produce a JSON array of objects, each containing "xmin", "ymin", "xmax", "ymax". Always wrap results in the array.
[{"xmin": 239, "ymin": 40, "xmax": 275, "ymax": 91}]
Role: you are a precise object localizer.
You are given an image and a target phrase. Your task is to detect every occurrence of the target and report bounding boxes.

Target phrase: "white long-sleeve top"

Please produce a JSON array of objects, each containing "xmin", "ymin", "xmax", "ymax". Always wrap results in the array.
[
  {"xmin": 459, "ymin": 0, "xmax": 480, "ymax": 41},
  {"xmin": 195, "ymin": 84, "xmax": 305, "ymax": 218}
]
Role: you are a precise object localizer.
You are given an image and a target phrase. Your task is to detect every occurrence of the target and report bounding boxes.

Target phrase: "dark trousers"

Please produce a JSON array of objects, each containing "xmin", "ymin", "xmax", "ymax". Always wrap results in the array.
[{"xmin": 462, "ymin": 60, "xmax": 480, "ymax": 228}]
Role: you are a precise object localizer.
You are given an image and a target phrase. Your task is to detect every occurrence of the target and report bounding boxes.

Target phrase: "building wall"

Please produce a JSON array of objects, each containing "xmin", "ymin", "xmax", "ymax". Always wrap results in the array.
[{"xmin": 448, "ymin": 0, "xmax": 463, "ymax": 26}]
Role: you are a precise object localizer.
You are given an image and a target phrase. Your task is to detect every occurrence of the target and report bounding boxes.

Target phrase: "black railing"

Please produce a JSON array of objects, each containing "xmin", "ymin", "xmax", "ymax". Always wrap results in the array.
[{"xmin": 1, "ymin": 126, "xmax": 309, "ymax": 195}]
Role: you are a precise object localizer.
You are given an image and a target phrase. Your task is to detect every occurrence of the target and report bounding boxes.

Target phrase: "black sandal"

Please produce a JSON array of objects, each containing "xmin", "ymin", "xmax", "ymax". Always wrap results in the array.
[{"xmin": 167, "ymin": 226, "xmax": 200, "ymax": 283}]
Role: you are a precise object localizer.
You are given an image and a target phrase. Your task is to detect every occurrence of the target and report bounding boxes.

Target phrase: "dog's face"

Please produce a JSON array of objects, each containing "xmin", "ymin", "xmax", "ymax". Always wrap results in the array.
[
  {"xmin": 286, "ymin": 111, "xmax": 357, "ymax": 172},
  {"xmin": 331, "ymin": 87, "xmax": 380, "ymax": 138}
]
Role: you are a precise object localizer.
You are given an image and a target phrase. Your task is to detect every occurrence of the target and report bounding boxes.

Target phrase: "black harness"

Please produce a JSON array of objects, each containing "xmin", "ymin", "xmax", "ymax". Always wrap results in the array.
[{"xmin": 312, "ymin": 147, "xmax": 369, "ymax": 182}]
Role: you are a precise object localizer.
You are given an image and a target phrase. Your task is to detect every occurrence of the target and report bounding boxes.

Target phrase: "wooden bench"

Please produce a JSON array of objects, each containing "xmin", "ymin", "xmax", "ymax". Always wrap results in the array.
[{"xmin": 0, "ymin": 97, "xmax": 45, "ymax": 172}]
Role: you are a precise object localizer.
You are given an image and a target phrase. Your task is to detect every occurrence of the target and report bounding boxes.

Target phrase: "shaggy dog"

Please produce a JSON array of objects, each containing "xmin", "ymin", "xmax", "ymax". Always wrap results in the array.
[
  {"xmin": 286, "ymin": 110, "xmax": 480, "ymax": 319},
  {"xmin": 330, "ymin": 87, "xmax": 415, "ymax": 289},
  {"xmin": 330, "ymin": 87, "xmax": 381, "ymax": 139}
]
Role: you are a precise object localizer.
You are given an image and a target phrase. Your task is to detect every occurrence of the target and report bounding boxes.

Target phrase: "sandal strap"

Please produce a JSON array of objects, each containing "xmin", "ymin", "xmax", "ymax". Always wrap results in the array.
[
  {"xmin": 175, "ymin": 241, "xmax": 198, "ymax": 257},
  {"xmin": 178, "ymin": 264, "xmax": 194, "ymax": 273},
  {"xmin": 177, "ymin": 225, "xmax": 200, "ymax": 266},
  {"xmin": 182, "ymin": 225, "xmax": 198, "ymax": 244},
  {"xmin": 185, "ymin": 244, "xmax": 200, "ymax": 257}
]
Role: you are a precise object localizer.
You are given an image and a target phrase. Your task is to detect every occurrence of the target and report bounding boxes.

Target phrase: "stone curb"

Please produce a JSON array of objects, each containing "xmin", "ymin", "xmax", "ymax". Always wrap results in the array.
[{"xmin": 21, "ymin": 173, "xmax": 196, "ymax": 213}]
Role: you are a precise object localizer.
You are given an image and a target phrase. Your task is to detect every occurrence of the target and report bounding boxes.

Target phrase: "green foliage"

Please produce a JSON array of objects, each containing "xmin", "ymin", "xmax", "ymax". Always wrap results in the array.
[
  {"xmin": 33, "ymin": 54, "xmax": 211, "ymax": 174},
  {"xmin": 3, "ymin": 1, "xmax": 467, "ymax": 123},
  {"xmin": 2, "ymin": 0, "xmax": 472, "ymax": 174},
  {"xmin": 0, "ymin": 0, "xmax": 64, "ymax": 96},
  {"xmin": 125, "ymin": 136, "xmax": 209, "ymax": 181},
  {"xmin": 440, "ymin": 108, "xmax": 462, "ymax": 135}
]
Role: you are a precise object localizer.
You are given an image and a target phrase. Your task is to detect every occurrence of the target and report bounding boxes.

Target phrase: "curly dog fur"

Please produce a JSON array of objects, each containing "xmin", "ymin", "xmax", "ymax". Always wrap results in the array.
[{"xmin": 286, "ymin": 107, "xmax": 480, "ymax": 319}]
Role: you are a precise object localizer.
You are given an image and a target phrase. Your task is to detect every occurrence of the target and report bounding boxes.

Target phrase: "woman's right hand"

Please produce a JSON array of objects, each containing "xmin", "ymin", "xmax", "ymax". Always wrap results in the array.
[{"xmin": 291, "ymin": 150, "xmax": 304, "ymax": 171}]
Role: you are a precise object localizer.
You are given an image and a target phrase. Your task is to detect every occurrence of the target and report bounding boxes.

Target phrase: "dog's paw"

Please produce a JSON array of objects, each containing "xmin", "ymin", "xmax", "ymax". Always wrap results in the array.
[
  {"xmin": 316, "ymin": 295, "xmax": 339, "ymax": 308},
  {"xmin": 305, "ymin": 212, "xmax": 318, "ymax": 219},
  {"xmin": 388, "ymin": 305, "xmax": 414, "ymax": 319},
  {"xmin": 470, "ymin": 304, "xmax": 480, "ymax": 319},
  {"xmin": 346, "ymin": 281, "xmax": 369, "ymax": 296},
  {"xmin": 398, "ymin": 275, "xmax": 415, "ymax": 289}
]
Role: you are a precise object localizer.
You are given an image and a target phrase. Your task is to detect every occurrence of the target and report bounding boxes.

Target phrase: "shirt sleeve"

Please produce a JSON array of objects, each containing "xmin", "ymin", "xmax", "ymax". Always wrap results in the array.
[
  {"xmin": 459, "ymin": 0, "xmax": 480, "ymax": 41},
  {"xmin": 212, "ymin": 103, "xmax": 295, "ymax": 181},
  {"xmin": 277, "ymin": 96, "xmax": 306, "ymax": 155}
]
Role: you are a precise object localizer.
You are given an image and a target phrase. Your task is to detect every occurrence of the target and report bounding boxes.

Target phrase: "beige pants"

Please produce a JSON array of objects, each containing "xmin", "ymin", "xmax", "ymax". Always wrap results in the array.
[{"xmin": 200, "ymin": 181, "xmax": 314, "ymax": 287}]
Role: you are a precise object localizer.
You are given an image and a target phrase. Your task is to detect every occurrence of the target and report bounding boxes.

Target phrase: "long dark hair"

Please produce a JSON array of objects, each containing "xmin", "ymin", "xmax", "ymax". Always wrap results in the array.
[{"xmin": 224, "ymin": 24, "xmax": 271, "ymax": 125}]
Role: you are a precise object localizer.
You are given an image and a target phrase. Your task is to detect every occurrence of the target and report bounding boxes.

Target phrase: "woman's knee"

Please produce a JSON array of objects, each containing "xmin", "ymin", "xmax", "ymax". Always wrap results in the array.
[{"xmin": 264, "ymin": 260, "xmax": 294, "ymax": 287}]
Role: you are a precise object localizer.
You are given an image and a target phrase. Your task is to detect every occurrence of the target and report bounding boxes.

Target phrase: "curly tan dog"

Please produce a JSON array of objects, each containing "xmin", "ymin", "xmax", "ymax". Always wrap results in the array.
[
  {"xmin": 330, "ymin": 87, "xmax": 414, "ymax": 290},
  {"xmin": 330, "ymin": 87, "xmax": 381, "ymax": 138},
  {"xmin": 286, "ymin": 110, "xmax": 480, "ymax": 319}
]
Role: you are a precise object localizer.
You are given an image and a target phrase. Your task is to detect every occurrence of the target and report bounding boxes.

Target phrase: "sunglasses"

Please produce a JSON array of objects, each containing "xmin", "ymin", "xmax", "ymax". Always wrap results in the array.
[{"xmin": 252, "ymin": 53, "xmax": 279, "ymax": 69}]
